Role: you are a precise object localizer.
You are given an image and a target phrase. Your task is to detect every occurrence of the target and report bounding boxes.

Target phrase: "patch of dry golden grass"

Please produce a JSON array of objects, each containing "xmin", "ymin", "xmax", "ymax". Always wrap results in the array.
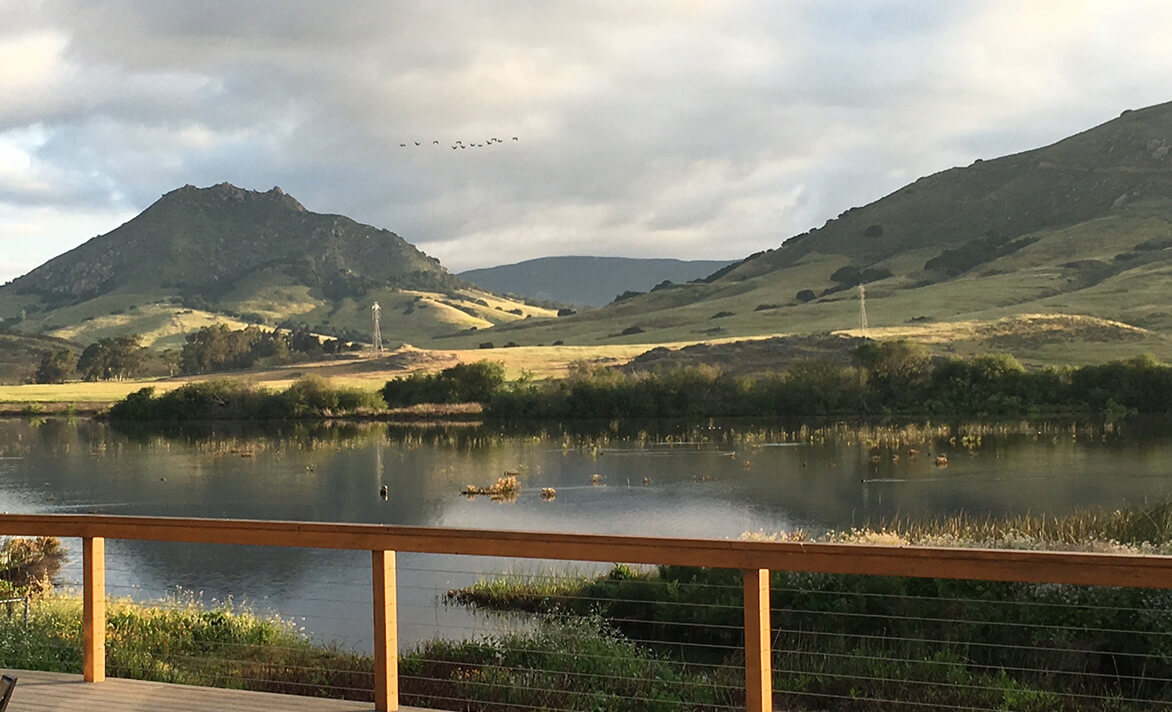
[{"xmin": 835, "ymin": 313, "xmax": 1158, "ymax": 344}]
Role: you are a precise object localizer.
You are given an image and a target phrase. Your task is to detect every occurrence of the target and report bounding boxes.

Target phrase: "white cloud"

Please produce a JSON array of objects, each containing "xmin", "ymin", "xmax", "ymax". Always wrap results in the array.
[{"xmin": 1, "ymin": 0, "xmax": 1171, "ymax": 282}]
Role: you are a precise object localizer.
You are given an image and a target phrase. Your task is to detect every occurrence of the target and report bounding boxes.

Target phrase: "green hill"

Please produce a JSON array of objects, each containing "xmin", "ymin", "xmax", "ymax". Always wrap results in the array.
[
  {"xmin": 0, "ymin": 330, "xmax": 82, "ymax": 384},
  {"xmin": 459, "ymin": 256, "xmax": 732, "ymax": 306},
  {"xmin": 456, "ymin": 102, "xmax": 1172, "ymax": 363},
  {"xmin": 0, "ymin": 183, "xmax": 554, "ymax": 349}
]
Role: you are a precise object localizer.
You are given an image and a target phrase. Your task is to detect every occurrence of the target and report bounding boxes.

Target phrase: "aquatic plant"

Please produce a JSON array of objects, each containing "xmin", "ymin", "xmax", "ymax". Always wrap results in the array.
[{"xmin": 463, "ymin": 475, "xmax": 521, "ymax": 501}]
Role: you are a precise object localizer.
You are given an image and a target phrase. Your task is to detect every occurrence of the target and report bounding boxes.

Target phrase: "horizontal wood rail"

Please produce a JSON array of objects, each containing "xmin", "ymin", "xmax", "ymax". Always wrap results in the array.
[
  {"xmin": 4, "ymin": 512, "xmax": 1172, "ymax": 712},
  {"xmin": 2, "ymin": 513, "xmax": 1172, "ymax": 588}
]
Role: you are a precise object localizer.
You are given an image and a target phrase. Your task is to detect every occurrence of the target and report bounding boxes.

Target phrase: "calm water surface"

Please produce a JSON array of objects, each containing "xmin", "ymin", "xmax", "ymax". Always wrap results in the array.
[{"xmin": 1, "ymin": 416, "xmax": 1170, "ymax": 651}]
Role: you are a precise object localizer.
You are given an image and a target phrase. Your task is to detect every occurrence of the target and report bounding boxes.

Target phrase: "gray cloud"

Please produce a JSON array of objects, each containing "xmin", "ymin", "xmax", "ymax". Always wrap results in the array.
[{"xmin": 2, "ymin": 0, "xmax": 1172, "ymax": 280}]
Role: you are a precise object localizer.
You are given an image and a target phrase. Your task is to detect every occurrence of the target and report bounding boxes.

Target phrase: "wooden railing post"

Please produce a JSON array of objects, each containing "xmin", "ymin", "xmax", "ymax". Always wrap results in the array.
[
  {"xmin": 373, "ymin": 550, "xmax": 398, "ymax": 712},
  {"xmin": 83, "ymin": 536, "xmax": 106, "ymax": 682},
  {"xmin": 744, "ymin": 568, "xmax": 771, "ymax": 712}
]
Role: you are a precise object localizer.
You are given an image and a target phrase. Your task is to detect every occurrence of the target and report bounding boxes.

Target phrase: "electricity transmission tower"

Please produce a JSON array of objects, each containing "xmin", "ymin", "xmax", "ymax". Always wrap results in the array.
[
  {"xmin": 858, "ymin": 284, "xmax": 869, "ymax": 337},
  {"xmin": 371, "ymin": 301, "xmax": 383, "ymax": 354}
]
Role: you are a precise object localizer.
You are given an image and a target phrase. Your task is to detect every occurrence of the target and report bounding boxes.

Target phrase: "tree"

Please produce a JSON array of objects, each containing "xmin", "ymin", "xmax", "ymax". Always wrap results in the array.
[
  {"xmin": 35, "ymin": 350, "xmax": 74, "ymax": 384},
  {"xmin": 854, "ymin": 340, "xmax": 932, "ymax": 408},
  {"xmin": 77, "ymin": 335, "xmax": 146, "ymax": 381},
  {"xmin": 160, "ymin": 349, "xmax": 181, "ymax": 378}
]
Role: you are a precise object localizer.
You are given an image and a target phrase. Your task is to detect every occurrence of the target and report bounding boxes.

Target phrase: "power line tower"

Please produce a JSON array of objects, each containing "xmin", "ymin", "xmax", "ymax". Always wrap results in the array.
[
  {"xmin": 858, "ymin": 284, "xmax": 869, "ymax": 337},
  {"xmin": 371, "ymin": 301, "xmax": 383, "ymax": 354}
]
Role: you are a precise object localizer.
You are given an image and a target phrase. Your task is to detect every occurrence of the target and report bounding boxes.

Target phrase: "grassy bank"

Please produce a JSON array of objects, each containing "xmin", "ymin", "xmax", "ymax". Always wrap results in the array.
[
  {"xmin": 0, "ymin": 596, "xmax": 733, "ymax": 710},
  {"xmin": 448, "ymin": 502, "xmax": 1172, "ymax": 711}
]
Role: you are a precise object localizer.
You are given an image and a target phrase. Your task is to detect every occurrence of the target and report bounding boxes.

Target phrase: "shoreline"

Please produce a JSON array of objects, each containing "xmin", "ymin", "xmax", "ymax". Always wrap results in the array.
[{"xmin": 0, "ymin": 400, "xmax": 484, "ymax": 423}]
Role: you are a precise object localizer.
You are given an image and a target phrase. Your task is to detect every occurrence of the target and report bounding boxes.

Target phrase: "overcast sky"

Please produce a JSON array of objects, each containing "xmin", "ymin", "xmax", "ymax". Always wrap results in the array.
[{"xmin": 2, "ymin": 0, "xmax": 1172, "ymax": 282}]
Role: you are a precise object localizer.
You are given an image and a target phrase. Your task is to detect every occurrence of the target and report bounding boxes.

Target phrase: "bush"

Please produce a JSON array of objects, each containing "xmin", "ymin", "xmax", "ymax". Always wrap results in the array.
[
  {"xmin": 830, "ymin": 265, "xmax": 862, "ymax": 285},
  {"xmin": 381, "ymin": 361, "xmax": 506, "ymax": 406},
  {"xmin": 860, "ymin": 266, "xmax": 892, "ymax": 282},
  {"xmin": 108, "ymin": 378, "xmax": 384, "ymax": 421},
  {"xmin": 795, "ymin": 289, "xmax": 817, "ymax": 302}
]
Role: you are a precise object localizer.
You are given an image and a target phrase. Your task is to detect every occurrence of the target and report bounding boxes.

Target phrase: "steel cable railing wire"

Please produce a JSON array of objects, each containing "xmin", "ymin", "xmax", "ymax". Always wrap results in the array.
[{"xmin": 11, "ymin": 543, "xmax": 1172, "ymax": 712}]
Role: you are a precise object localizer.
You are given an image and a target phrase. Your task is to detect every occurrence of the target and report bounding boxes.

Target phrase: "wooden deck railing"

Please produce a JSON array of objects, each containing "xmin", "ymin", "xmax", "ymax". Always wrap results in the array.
[{"xmin": 3, "ymin": 513, "xmax": 1172, "ymax": 711}]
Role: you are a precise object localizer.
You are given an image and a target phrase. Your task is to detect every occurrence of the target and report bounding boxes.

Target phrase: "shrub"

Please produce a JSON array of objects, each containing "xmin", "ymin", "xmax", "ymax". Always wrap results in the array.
[
  {"xmin": 829, "ymin": 265, "xmax": 862, "ymax": 285},
  {"xmin": 381, "ymin": 361, "xmax": 506, "ymax": 406},
  {"xmin": 860, "ymin": 266, "xmax": 892, "ymax": 282},
  {"xmin": 795, "ymin": 289, "xmax": 817, "ymax": 302},
  {"xmin": 108, "ymin": 378, "xmax": 383, "ymax": 421}
]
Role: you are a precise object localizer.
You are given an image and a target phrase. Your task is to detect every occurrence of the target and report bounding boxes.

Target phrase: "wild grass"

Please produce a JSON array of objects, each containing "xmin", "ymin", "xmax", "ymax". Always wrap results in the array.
[
  {"xmin": 836, "ymin": 501, "xmax": 1172, "ymax": 553},
  {"xmin": 446, "ymin": 502, "xmax": 1172, "ymax": 710},
  {"xmin": 0, "ymin": 595, "xmax": 732, "ymax": 710}
]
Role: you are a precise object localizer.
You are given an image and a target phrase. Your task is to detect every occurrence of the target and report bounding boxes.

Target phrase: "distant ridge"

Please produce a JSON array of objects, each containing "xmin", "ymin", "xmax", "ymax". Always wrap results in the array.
[{"xmin": 460, "ymin": 256, "xmax": 733, "ymax": 306}]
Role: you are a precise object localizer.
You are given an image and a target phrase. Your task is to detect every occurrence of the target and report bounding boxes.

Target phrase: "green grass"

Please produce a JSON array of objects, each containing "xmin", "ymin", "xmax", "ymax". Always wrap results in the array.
[
  {"xmin": 0, "ymin": 596, "xmax": 733, "ymax": 710},
  {"xmin": 448, "ymin": 501, "xmax": 1172, "ymax": 711}
]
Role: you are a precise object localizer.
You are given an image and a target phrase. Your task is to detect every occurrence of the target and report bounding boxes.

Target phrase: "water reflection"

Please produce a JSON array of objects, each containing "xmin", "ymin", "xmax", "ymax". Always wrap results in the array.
[{"xmin": 2, "ymin": 415, "xmax": 1171, "ymax": 651}]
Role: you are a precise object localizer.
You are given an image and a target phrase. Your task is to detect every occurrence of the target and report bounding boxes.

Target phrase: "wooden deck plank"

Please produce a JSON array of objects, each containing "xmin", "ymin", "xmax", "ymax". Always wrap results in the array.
[{"xmin": 1, "ymin": 670, "xmax": 434, "ymax": 712}]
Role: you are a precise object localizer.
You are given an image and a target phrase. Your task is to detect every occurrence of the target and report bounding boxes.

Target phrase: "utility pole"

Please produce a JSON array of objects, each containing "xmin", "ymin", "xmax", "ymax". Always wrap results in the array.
[
  {"xmin": 371, "ymin": 301, "xmax": 383, "ymax": 354},
  {"xmin": 858, "ymin": 284, "xmax": 869, "ymax": 337}
]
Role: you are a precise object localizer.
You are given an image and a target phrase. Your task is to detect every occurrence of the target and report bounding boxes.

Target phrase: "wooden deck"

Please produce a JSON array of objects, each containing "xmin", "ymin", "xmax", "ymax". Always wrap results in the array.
[{"xmin": 2, "ymin": 670, "xmax": 434, "ymax": 712}]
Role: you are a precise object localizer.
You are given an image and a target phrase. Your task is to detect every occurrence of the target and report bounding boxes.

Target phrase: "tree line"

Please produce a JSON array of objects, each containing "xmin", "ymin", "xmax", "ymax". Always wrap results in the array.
[
  {"xmin": 36, "ymin": 334, "xmax": 147, "ymax": 383},
  {"xmin": 176, "ymin": 324, "xmax": 358, "ymax": 375},
  {"xmin": 34, "ymin": 325, "xmax": 362, "ymax": 383},
  {"xmin": 379, "ymin": 343, "xmax": 1172, "ymax": 418}
]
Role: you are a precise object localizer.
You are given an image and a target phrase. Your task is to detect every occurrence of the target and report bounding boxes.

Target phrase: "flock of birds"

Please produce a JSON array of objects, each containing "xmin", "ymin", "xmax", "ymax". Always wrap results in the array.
[{"xmin": 400, "ymin": 137, "xmax": 519, "ymax": 150}]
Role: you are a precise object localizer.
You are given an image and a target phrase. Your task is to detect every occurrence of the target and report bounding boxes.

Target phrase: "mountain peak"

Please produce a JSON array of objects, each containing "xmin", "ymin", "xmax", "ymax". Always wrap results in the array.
[
  {"xmin": 5, "ymin": 180, "xmax": 457, "ymax": 305},
  {"xmin": 161, "ymin": 182, "xmax": 306, "ymax": 212}
]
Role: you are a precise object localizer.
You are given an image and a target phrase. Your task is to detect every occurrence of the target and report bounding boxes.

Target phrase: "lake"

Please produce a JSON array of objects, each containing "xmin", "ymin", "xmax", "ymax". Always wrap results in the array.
[{"xmin": 1, "ymin": 416, "xmax": 1170, "ymax": 652}]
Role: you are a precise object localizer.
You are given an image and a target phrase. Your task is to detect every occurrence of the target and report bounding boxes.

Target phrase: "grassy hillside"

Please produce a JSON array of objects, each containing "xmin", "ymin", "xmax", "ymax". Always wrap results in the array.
[
  {"xmin": 451, "ymin": 102, "xmax": 1172, "ymax": 363},
  {"xmin": 0, "ymin": 330, "xmax": 82, "ymax": 384},
  {"xmin": 0, "ymin": 183, "xmax": 550, "ymax": 349},
  {"xmin": 459, "ymin": 256, "xmax": 732, "ymax": 306}
]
